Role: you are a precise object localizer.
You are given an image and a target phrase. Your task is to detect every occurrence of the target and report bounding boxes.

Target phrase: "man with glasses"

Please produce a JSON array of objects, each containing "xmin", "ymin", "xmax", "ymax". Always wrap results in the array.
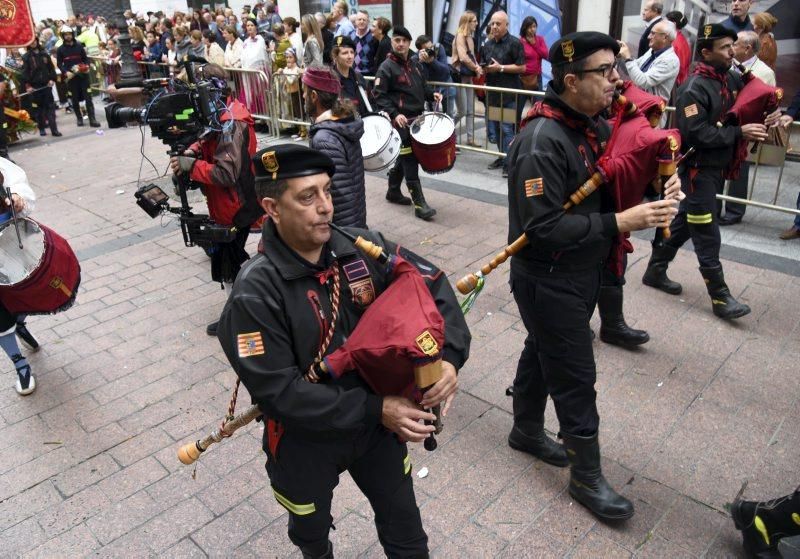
[
  {"xmin": 480, "ymin": 10, "xmax": 525, "ymax": 178},
  {"xmin": 506, "ymin": 31, "xmax": 682, "ymax": 521},
  {"xmin": 642, "ymin": 24, "xmax": 769, "ymax": 319},
  {"xmin": 618, "ymin": 19, "xmax": 679, "ymax": 106},
  {"xmin": 637, "ymin": 1, "xmax": 663, "ymax": 57}
]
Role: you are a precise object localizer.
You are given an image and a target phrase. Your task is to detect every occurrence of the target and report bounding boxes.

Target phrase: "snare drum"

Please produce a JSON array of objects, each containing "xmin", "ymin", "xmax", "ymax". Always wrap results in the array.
[
  {"xmin": 0, "ymin": 218, "xmax": 81, "ymax": 315},
  {"xmin": 360, "ymin": 114, "xmax": 402, "ymax": 172},
  {"xmin": 410, "ymin": 112, "xmax": 457, "ymax": 174}
]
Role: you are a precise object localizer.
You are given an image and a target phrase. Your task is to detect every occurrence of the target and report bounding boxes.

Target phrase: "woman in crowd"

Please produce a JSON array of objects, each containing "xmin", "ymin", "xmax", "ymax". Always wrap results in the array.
[
  {"xmin": 190, "ymin": 10, "xmax": 208, "ymax": 32},
  {"xmin": 270, "ymin": 23, "xmax": 292, "ymax": 72},
  {"xmin": 223, "ymin": 25, "xmax": 243, "ymax": 68},
  {"xmin": 162, "ymin": 35, "xmax": 178, "ymax": 69},
  {"xmin": 332, "ymin": 36, "xmax": 368, "ymax": 116},
  {"xmin": 188, "ymin": 30, "xmax": 205, "ymax": 59},
  {"xmin": 277, "ymin": 48, "xmax": 304, "ymax": 125},
  {"xmin": 519, "ymin": 16, "xmax": 548, "ymax": 92},
  {"xmin": 203, "ymin": 29, "xmax": 225, "ymax": 66},
  {"xmin": 753, "ymin": 12, "xmax": 778, "ymax": 70},
  {"xmin": 451, "ymin": 11, "xmax": 482, "ymax": 147},
  {"xmin": 283, "ymin": 16, "xmax": 304, "ymax": 63},
  {"xmin": 371, "ymin": 16, "xmax": 392, "ymax": 73},
  {"xmin": 174, "ymin": 26, "xmax": 191, "ymax": 61},
  {"xmin": 129, "ymin": 25, "xmax": 146, "ymax": 59},
  {"xmin": 241, "ymin": 18, "xmax": 269, "ymax": 115},
  {"xmin": 301, "ymin": 14, "xmax": 324, "ymax": 68},
  {"xmin": 666, "ymin": 11, "xmax": 690, "ymax": 85}
]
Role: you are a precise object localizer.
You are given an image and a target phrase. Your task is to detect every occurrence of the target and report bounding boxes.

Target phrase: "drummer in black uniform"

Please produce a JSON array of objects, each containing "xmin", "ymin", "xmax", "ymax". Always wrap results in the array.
[
  {"xmin": 641, "ymin": 23, "xmax": 767, "ymax": 320},
  {"xmin": 506, "ymin": 32, "xmax": 682, "ymax": 521},
  {"xmin": 217, "ymin": 144, "xmax": 470, "ymax": 558},
  {"xmin": 373, "ymin": 25, "xmax": 442, "ymax": 221}
]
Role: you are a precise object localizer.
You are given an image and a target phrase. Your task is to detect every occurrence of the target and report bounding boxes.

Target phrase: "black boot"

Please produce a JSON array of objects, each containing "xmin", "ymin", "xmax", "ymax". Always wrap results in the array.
[
  {"xmin": 407, "ymin": 181, "xmax": 436, "ymax": 221},
  {"xmin": 562, "ymin": 432, "xmax": 634, "ymax": 521},
  {"xmin": 508, "ymin": 424, "xmax": 568, "ymax": 467},
  {"xmin": 731, "ymin": 488, "xmax": 800, "ymax": 558},
  {"xmin": 301, "ymin": 540, "xmax": 333, "ymax": 559},
  {"xmin": 206, "ymin": 321, "xmax": 219, "ymax": 336},
  {"xmin": 86, "ymin": 100, "xmax": 101, "ymax": 127},
  {"xmin": 699, "ymin": 265, "xmax": 751, "ymax": 320},
  {"xmin": 598, "ymin": 286, "xmax": 649, "ymax": 347},
  {"xmin": 386, "ymin": 165, "xmax": 411, "ymax": 205},
  {"xmin": 642, "ymin": 244, "xmax": 682, "ymax": 294}
]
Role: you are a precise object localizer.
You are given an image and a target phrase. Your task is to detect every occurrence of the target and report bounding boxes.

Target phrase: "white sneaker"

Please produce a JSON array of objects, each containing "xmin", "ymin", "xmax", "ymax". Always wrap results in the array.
[{"xmin": 15, "ymin": 366, "xmax": 36, "ymax": 396}]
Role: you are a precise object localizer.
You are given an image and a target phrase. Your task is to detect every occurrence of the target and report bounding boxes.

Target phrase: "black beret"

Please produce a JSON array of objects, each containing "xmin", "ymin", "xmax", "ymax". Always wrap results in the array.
[
  {"xmin": 549, "ymin": 31, "xmax": 620, "ymax": 66},
  {"xmin": 392, "ymin": 25, "xmax": 412, "ymax": 42},
  {"xmin": 334, "ymin": 34, "xmax": 356, "ymax": 50},
  {"xmin": 697, "ymin": 23, "xmax": 738, "ymax": 43},
  {"xmin": 253, "ymin": 144, "xmax": 335, "ymax": 182}
]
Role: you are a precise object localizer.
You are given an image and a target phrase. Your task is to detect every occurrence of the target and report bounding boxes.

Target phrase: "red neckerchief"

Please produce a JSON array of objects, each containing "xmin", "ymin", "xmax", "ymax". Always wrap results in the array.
[
  {"xmin": 388, "ymin": 51, "xmax": 415, "ymax": 83},
  {"xmin": 521, "ymin": 101, "xmax": 600, "ymax": 155},
  {"xmin": 693, "ymin": 62, "xmax": 730, "ymax": 107}
]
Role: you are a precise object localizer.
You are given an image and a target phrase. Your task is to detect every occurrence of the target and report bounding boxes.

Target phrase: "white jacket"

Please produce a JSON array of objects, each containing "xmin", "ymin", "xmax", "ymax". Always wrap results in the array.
[{"xmin": 626, "ymin": 46, "xmax": 680, "ymax": 102}]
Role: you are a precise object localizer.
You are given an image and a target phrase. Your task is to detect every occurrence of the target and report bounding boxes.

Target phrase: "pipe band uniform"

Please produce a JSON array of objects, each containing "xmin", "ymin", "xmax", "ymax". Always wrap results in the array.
[{"xmin": 213, "ymin": 144, "xmax": 470, "ymax": 558}]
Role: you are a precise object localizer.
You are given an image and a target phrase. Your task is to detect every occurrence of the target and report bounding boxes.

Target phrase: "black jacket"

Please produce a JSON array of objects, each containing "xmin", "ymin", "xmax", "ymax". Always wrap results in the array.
[
  {"xmin": 56, "ymin": 41, "xmax": 88, "ymax": 75},
  {"xmin": 675, "ymin": 68, "xmax": 743, "ymax": 169},
  {"xmin": 217, "ymin": 221, "xmax": 471, "ymax": 442},
  {"xmin": 22, "ymin": 49, "xmax": 56, "ymax": 87},
  {"xmin": 309, "ymin": 116, "xmax": 367, "ymax": 228},
  {"xmin": 373, "ymin": 52, "xmax": 434, "ymax": 120},
  {"xmin": 507, "ymin": 87, "xmax": 618, "ymax": 272},
  {"xmin": 371, "ymin": 36, "xmax": 392, "ymax": 75}
]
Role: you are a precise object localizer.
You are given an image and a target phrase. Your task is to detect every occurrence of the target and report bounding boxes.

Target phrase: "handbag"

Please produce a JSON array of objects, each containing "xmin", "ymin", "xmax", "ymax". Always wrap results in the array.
[{"xmin": 520, "ymin": 73, "xmax": 539, "ymax": 90}]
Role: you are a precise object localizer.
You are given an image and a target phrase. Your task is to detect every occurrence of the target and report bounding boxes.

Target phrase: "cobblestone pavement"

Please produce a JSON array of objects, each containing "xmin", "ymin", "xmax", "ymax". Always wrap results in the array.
[{"xmin": 2, "ymin": 117, "xmax": 798, "ymax": 558}]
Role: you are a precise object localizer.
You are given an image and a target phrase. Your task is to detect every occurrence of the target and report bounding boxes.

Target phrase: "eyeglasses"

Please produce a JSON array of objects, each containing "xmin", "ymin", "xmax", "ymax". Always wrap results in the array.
[
  {"xmin": 648, "ymin": 31, "xmax": 668, "ymax": 37},
  {"xmin": 577, "ymin": 61, "xmax": 619, "ymax": 79}
]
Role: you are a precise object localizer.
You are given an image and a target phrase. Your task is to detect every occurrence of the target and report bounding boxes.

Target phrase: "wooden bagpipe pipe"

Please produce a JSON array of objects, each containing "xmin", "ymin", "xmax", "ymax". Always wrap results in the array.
[
  {"xmin": 457, "ymin": 87, "xmax": 683, "ymax": 300},
  {"xmin": 178, "ymin": 224, "xmax": 448, "ymax": 465}
]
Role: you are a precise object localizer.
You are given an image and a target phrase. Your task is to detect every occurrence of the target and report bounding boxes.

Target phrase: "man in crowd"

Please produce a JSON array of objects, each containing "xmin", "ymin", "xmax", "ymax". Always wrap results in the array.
[
  {"xmin": 168, "ymin": 64, "xmax": 263, "ymax": 336},
  {"xmin": 506, "ymin": 31, "xmax": 681, "ymax": 521},
  {"xmin": 720, "ymin": 30, "xmax": 777, "ymax": 226},
  {"xmin": 349, "ymin": 10, "xmax": 376, "ymax": 76},
  {"xmin": 720, "ymin": 0, "xmax": 754, "ymax": 34},
  {"xmin": 374, "ymin": 26, "xmax": 442, "ymax": 221},
  {"xmin": 56, "ymin": 25, "xmax": 101, "ymax": 128},
  {"xmin": 638, "ymin": 1, "xmax": 663, "ymax": 57},
  {"xmin": 217, "ymin": 143, "xmax": 470, "ymax": 558},
  {"xmin": 332, "ymin": 0, "xmax": 355, "ymax": 38},
  {"xmin": 414, "ymin": 35, "xmax": 457, "ymax": 119},
  {"xmin": 642, "ymin": 24, "xmax": 768, "ymax": 319},
  {"xmin": 480, "ymin": 10, "xmax": 525, "ymax": 178},
  {"xmin": 776, "ymin": 90, "xmax": 800, "ymax": 240},
  {"xmin": 21, "ymin": 37, "xmax": 61, "ymax": 137},
  {"xmin": 618, "ymin": 19, "xmax": 679, "ymax": 104}
]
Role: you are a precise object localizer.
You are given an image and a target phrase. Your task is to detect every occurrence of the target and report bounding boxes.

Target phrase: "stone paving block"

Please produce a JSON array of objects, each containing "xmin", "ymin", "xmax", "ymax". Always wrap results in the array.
[
  {"xmin": 329, "ymin": 471, "xmax": 372, "ymax": 522},
  {"xmin": 109, "ymin": 427, "xmax": 175, "ymax": 468},
  {"xmin": 86, "ymin": 491, "xmax": 167, "ymax": 546},
  {"xmin": 139, "ymin": 497, "xmax": 215, "ymax": 553},
  {"xmin": 570, "ymin": 530, "xmax": 633, "ymax": 558},
  {"xmin": 167, "ymin": 538, "xmax": 208, "ymax": 558},
  {"xmin": 327, "ymin": 512, "xmax": 384, "ymax": 558},
  {"xmin": 653, "ymin": 495, "xmax": 728, "ymax": 556},
  {"xmin": 436, "ymin": 522, "xmax": 509, "ymax": 557},
  {"xmin": 2, "ymin": 446, "xmax": 78, "ymax": 494},
  {"xmin": 22, "ymin": 523, "xmax": 100, "ymax": 559},
  {"xmin": 77, "ymin": 397, "xmax": 140, "ymax": 432},
  {"xmin": 705, "ymin": 518, "xmax": 747, "ymax": 559},
  {"xmin": 191, "ymin": 501, "xmax": 265, "ymax": 557},
  {"xmin": 37, "ymin": 484, "xmax": 110, "ymax": 538},
  {"xmin": 236, "ymin": 524, "xmax": 300, "ymax": 558},
  {"xmin": 496, "ymin": 528, "xmax": 565, "ymax": 558},
  {"xmin": 0, "ymin": 516, "xmax": 48, "ymax": 558},
  {"xmin": 197, "ymin": 457, "xmax": 266, "ymax": 516},
  {"xmin": 54, "ymin": 453, "xmax": 121, "ymax": 497},
  {"xmin": 0, "ymin": 480, "xmax": 63, "ymax": 532},
  {"xmin": 144, "ymin": 465, "xmax": 219, "ymax": 509},
  {"xmin": 634, "ymin": 533, "xmax": 696, "ymax": 558},
  {"xmin": 62, "ymin": 421, "xmax": 130, "ymax": 462},
  {"xmin": 247, "ymin": 486, "xmax": 288, "ymax": 526},
  {"xmin": 97, "ymin": 455, "xmax": 170, "ymax": 501},
  {"xmin": 531, "ymin": 495, "xmax": 597, "ymax": 552}
]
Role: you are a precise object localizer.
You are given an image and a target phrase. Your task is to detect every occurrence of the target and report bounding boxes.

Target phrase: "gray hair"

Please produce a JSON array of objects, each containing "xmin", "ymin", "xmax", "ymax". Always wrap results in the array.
[
  {"xmin": 649, "ymin": 1, "xmax": 664, "ymax": 14},
  {"xmin": 738, "ymin": 30, "xmax": 760, "ymax": 54},
  {"xmin": 655, "ymin": 20, "xmax": 677, "ymax": 41}
]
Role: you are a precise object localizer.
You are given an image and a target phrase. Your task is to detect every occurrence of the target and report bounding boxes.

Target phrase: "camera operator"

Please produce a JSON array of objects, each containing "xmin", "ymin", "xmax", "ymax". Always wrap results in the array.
[
  {"xmin": 168, "ymin": 63, "xmax": 264, "ymax": 336},
  {"xmin": 413, "ymin": 35, "xmax": 457, "ymax": 120}
]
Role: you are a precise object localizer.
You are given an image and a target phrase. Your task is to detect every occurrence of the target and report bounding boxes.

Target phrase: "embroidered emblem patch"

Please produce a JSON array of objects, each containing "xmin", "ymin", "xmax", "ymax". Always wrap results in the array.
[
  {"xmin": 561, "ymin": 40, "xmax": 574, "ymax": 62},
  {"xmin": 261, "ymin": 151, "xmax": 279, "ymax": 179},
  {"xmin": 415, "ymin": 330, "xmax": 439, "ymax": 356},
  {"xmin": 684, "ymin": 104, "xmax": 699, "ymax": 118},
  {"xmin": 525, "ymin": 178, "xmax": 544, "ymax": 197},
  {"xmin": 343, "ymin": 259, "xmax": 369, "ymax": 282},
  {"xmin": 704, "ymin": 24, "xmax": 712, "ymax": 38},
  {"xmin": 349, "ymin": 278, "xmax": 375, "ymax": 306},
  {"xmin": 238, "ymin": 332, "xmax": 265, "ymax": 358}
]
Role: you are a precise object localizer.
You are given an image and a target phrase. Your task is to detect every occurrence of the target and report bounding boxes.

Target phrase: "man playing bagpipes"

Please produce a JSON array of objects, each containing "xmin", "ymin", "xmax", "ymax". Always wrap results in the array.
[
  {"xmin": 642, "ymin": 23, "xmax": 771, "ymax": 320},
  {"xmin": 505, "ymin": 32, "xmax": 682, "ymax": 521},
  {"xmin": 216, "ymin": 144, "xmax": 470, "ymax": 558}
]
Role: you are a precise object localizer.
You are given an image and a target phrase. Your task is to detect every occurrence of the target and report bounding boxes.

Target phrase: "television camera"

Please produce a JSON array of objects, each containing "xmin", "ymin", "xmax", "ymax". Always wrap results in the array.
[{"xmin": 105, "ymin": 59, "xmax": 237, "ymax": 248}]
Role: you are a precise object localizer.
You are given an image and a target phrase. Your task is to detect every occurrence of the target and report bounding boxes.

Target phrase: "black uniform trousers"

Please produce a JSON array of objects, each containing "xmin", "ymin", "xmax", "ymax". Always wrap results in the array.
[
  {"xmin": 391, "ymin": 124, "xmax": 421, "ymax": 184},
  {"xmin": 0, "ymin": 301, "xmax": 17, "ymax": 332},
  {"xmin": 31, "ymin": 88, "xmax": 58, "ymax": 133},
  {"xmin": 66, "ymin": 73, "xmax": 96, "ymax": 121},
  {"xmin": 720, "ymin": 160, "xmax": 748, "ymax": 219},
  {"xmin": 510, "ymin": 264, "xmax": 602, "ymax": 437},
  {"xmin": 266, "ymin": 423, "xmax": 427, "ymax": 558},
  {"xmin": 666, "ymin": 167, "xmax": 722, "ymax": 268}
]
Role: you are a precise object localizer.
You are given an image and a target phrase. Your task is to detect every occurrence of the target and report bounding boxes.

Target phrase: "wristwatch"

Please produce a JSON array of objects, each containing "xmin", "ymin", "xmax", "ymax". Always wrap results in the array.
[{"xmin": 500, "ymin": 65, "xmax": 505, "ymax": 73}]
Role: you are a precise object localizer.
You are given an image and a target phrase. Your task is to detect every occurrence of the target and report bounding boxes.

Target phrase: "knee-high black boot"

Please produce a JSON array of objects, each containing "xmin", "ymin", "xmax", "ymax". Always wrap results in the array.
[
  {"xmin": 562, "ymin": 432, "xmax": 634, "ymax": 521},
  {"xmin": 386, "ymin": 161, "xmax": 411, "ymax": 205},
  {"xmin": 699, "ymin": 265, "xmax": 750, "ymax": 320},
  {"xmin": 731, "ymin": 487, "xmax": 800, "ymax": 558},
  {"xmin": 406, "ymin": 180, "xmax": 436, "ymax": 221},
  {"xmin": 642, "ymin": 243, "xmax": 682, "ymax": 295},
  {"xmin": 598, "ymin": 286, "xmax": 649, "ymax": 347}
]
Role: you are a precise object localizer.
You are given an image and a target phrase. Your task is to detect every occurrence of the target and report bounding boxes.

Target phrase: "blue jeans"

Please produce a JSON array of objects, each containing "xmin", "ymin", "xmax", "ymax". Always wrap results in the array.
[
  {"xmin": 487, "ymin": 98, "xmax": 516, "ymax": 165},
  {"xmin": 794, "ymin": 191, "xmax": 800, "ymax": 229}
]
